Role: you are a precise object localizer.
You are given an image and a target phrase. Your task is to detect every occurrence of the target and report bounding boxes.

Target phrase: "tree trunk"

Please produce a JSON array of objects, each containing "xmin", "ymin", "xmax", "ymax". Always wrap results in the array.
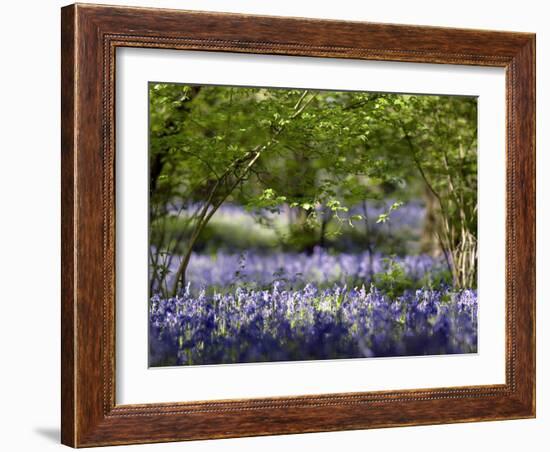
[
  {"xmin": 420, "ymin": 187, "xmax": 440, "ymax": 256},
  {"xmin": 167, "ymin": 92, "xmax": 315, "ymax": 296},
  {"xmin": 362, "ymin": 201, "xmax": 375, "ymax": 281}
]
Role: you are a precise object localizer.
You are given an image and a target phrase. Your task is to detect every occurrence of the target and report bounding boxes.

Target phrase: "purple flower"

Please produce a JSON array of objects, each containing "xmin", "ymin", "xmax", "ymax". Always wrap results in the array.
[{"xmin": 149, "ymin": 284, "xmax": 478, "ymax": 366}]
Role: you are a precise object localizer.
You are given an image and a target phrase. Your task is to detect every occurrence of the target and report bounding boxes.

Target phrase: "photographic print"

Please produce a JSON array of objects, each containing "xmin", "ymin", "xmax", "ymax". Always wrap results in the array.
[
  {"xmin": 148, "ymin": 83, "xmax": 478, "ymax": 367},
  {"xmin": 61, "ymin": 6, "xmax": 535, "ymax": 444}
]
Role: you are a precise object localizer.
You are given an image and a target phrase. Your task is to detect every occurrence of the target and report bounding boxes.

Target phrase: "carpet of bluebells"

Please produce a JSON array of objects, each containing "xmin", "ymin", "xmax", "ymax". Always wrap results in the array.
[
  {"xmin": 149, "ymin": 202, "xmax": 478, "ymax": 366},
  {"xmin": 149, "ymin": 278, "xmax": 477, "ymax": 367},
  {"xmin": 183, "ymin": 248, "xmax": 446, "ymax": 291}
]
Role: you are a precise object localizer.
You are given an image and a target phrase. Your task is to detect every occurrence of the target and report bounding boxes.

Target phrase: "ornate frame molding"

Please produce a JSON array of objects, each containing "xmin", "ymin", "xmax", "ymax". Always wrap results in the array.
[{"xmin": 61, "ymin": 4, "xmax": 535, "ymax": 447}]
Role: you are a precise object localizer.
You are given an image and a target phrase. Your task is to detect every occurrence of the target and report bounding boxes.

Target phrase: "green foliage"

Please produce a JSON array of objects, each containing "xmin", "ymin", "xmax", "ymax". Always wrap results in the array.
[
  {"xmin": 376, "ymin": 201, "xmax": 404, "ymax": 224},
  {"xmin": 148, "ymin": 83, "xmax": 478, "ymax": 295},
  {"xmin": 372, "ymin": 258, "xmax": 413, "ymax": 299},
  {"xmin": 245, "ymin": 188, "xmax": 287, "ymax": 213}
]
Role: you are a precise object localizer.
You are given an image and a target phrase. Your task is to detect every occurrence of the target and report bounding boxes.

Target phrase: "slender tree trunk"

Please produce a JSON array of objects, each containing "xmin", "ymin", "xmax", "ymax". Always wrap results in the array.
[
  {"xmin": 362, "ymin": 201, "xmax": 375, "ymax": 281},
  {"xmin": 319, "ymin": 210, "xmax": 330, "ymax": 248},
  {"xmin": 402, "ymin": 124, "xmax": 476, "ymax": 289},
  {"xmin": 170, "ymin": 150, "xmax": 264, "ymax": 296},
  {"xmin": 171, "ymin": 199, "xmax": 221, "ymax": 296},
  {"xmin": 420, "ymin": 187, "xmax": 440, "ymax": 256},
  {"xmin": 168, "ymin": 91, "xmax": 316, "ymax": 296}
]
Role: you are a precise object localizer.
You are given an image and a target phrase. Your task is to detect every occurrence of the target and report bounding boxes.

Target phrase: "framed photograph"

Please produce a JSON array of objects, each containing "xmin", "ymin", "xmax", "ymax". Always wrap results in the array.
[{"xmin": 61, "ymin": 3, "xmax": 535, "ymax": 447}]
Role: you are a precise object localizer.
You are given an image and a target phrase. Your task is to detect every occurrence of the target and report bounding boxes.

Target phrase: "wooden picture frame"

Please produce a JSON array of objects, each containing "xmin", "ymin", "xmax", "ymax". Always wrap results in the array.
[{"xmin": 61, "ymin": 3, "xmax": 535, "ymax": 447}]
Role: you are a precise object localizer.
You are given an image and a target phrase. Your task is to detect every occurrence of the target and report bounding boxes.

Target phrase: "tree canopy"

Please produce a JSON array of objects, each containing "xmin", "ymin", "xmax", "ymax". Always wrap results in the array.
[{"xmin": 149, "ymin": 83, "xmax": 477, "ymax": 296}]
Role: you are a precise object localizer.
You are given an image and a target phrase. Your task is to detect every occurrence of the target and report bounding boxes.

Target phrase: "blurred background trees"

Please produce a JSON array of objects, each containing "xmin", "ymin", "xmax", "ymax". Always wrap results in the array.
[{"xmin": 148, "ymin": 83, "xmax": 477, "ymax": 296}]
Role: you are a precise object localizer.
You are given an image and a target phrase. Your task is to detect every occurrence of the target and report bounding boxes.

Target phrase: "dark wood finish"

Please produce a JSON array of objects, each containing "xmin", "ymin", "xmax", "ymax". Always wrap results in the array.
[
  {"xmin": 61, "ymin": 3, "xmax": 536, "ymax": 447},
  {"xmin": 61, "ymin": 5, "xmax": 76, "ymax": 446}
]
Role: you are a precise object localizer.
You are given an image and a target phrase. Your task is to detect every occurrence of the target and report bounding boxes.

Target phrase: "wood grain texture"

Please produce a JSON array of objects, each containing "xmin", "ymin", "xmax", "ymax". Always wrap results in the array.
[
  {"xmin": 60, "ymin": 5, "xmax": 76, "ymax": 447},
  {"xmin": 61, "ymin": 3, "xmax": 536, "ymax": 447}
]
